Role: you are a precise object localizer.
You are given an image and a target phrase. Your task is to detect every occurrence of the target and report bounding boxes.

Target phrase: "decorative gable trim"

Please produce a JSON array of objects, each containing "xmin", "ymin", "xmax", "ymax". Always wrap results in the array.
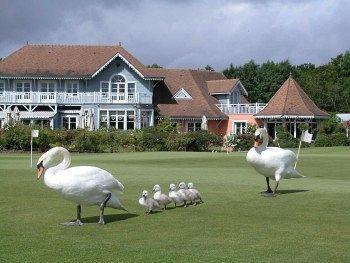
[
  {"xmin": 91, "ymin": 53, "xmax": 163, "ymax": 81},
  {"xmin": 92, "ymin": 53, "xmax": 143, "ymax": 79},
  {"xmin": 173, "ymin": 88, "xmax": 193, "ymax": 100},
  {"xmin": 233, "ymin": 81, "xmax": 248, "ymax": 96}
]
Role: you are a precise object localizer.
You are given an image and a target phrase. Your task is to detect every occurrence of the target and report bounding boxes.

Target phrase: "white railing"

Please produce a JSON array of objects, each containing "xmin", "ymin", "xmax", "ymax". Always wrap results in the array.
[
  {"xmin": 216, "ymin": 103, "xmax": 266, "ymax": 114},
  {"xmin": 0, "ymin": 91, "xmax": 152, "ymax": 104}
]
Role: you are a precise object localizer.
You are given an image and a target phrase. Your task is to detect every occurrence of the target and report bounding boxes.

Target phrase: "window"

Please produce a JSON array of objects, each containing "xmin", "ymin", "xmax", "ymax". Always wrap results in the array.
[
  {"xmin": 141, "ymin": 111, "xmax": 152, "ymax": 128},
  {"xmin": 16, "ymin": 81, "xmax": 31, "ymax": 92},
  {"xmin": 40, "ymin": 81, "xmax": 56, "ymax": 93},
  {"xmin": 0, "ymin": 81, "xmax": 4, "ymax": 96},
  {"xmin": 233, "ymin": 121, "xmax": 247, "ymax": 135},
  {"xmin": 100, "ymin": 82, "xmax": 109, "ymax": 99},
  {"xmin": 127, "ymin": 111, "xmax": 134, "ymax": 130},
  {"xmin": 187, "ymin": 122, "xmax": 201, "ymax": 132},
  {"xmin": 111, "ymin": 75, "xmax": 125, "ymax": 83},
  {"xmin": 99, "ymin": 109, "xmax": 135, "ymax": 130},
  {"xmin": 107, "ymin": 74, "xmax": 136, "ymax": 102},
  {"xmin": 66, "ymin": 81, "xmax": 79, "ymax": 96},
  {"xmin": 100, "ymin": 110, "xmax": 108, "ymax": 128},
  {"xmin": 173, "ymin": 88, "xmax": 192, "ymax": 100},
  {"xmin": 128, "ymin": 83, "xmax": 135, "ymax": 100},
  {"xmin": 117, "ymin": 111, "xmax": 125, "ymax": 130},
  {"xmin": 62, "ymin": 116, "xmax": 77, "ymax": 130}
]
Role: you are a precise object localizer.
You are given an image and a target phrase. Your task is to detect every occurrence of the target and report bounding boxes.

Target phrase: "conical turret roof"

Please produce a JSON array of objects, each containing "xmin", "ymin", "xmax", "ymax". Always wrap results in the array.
[{"xmin": 255, "ymin": 76, "xmax": 329, "ymax": 119}]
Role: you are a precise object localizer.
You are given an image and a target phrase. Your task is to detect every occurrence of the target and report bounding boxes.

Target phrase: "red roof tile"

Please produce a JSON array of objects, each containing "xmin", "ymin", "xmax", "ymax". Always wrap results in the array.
[
  {"xmin": 0, "ymin": 44, "xmax": 160, "ymax": 79},
  {"xmin": 255, "ymin": 76, "xmax": 329, "ymax": 118},
  {"xmin": 206, "ymin": 79, "xmax": 239, "ymax": 94},
  {"xmin": 151, "ymin": 68, "xmax": 228, "ymax": 119}
]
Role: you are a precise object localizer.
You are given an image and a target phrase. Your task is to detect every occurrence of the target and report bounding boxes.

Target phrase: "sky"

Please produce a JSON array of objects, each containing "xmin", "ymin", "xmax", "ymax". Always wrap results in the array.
[{"xmin": 0, "ymin": 0, "xmax": 349, "ymax": 70}]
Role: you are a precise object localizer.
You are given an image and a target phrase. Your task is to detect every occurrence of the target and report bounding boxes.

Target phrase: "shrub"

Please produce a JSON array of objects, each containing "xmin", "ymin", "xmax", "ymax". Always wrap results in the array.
[
  {"xmin": 2, "ymin": 124, "xmax": 31, "ymax": 150},
  {"xmin": 315, "ymin": 133, "xmax": 349, "ymax": 147},
  {"xmin": 0, "ymin": 124, "xmax": 222, "ymax": 152},
  {"xmin": 275, "ymin": 125, "xmax": 298, "ymax": 148}
]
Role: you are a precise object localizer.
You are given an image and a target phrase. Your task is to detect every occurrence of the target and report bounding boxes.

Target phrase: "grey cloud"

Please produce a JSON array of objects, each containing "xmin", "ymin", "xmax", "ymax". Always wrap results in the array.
[{"xmin": 0, "ymin": 0, "xmax": 349, "ymax": 70}]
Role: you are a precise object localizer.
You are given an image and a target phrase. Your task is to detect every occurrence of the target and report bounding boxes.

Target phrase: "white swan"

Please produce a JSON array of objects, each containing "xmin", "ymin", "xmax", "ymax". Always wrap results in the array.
[
  {"xmin": 187, "ymin": 182, "xmax": 203, "ymax": 204},
  {"xmin": 153, "ymin": 184, "xmax": 172, "ymax": 210},
  {"xmin": 138, "ymin": 190, "xmax": 161, "ymax": 214},
  {"xmin": 178, "ymin": 182, "xmax": 195, "ymax": 206},
  {"xmin": 246, "ymin": 128, "xmax": 305, "ymax": 197},
  {"xmin": 168, "ymin": 183, "xmax": 184, "ymax": 207},
  {"xmin": 36, "ymin": 147, "xmax": 127, "ymax": 225}
]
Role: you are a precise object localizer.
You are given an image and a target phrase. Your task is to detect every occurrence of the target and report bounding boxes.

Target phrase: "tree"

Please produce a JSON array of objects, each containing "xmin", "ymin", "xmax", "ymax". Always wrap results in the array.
[
  {"xmin": 204, "ymin": 65, "xmax": 215, "ymax": 71},
  {"xmin": 147, "ymin": 64, "xmax": 162, "ymax": 68}
]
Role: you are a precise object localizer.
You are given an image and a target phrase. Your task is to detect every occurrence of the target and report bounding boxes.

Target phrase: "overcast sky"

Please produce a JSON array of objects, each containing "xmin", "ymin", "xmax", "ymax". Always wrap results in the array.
[{"xmin": 0, "ymin": 0, "xmax": 349, "ymax": 70}]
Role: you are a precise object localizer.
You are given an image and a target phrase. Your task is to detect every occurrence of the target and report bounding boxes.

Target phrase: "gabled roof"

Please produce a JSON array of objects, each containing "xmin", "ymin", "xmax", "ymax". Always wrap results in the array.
[
  {"xmin": 151, "ymin": 68, "xmax": 227, "ymax": 120},
  {"xmin": 255, "ymin": 76, "xmax": 329, "ymax": 119},
  {"xmin": 0, "ymin": 44, "xmax": 163, "ymax": 80},
  {"xmin": 172, "ymin": 88, "xmax": 193, "ymax": 100},
  {"xmin": 206, "ymin": 78, "xmax": 245, "ymax": 95}
]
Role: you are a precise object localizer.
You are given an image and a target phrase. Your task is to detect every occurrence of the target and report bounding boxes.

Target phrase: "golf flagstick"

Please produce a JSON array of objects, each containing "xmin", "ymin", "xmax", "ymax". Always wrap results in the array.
[
  {"xmin": 294, "ymin": 130, "xmax": 313, "ymax": 169},
  {"xmin": 30, "ymin": 130, "xmax": 39, "ymax": 168},
  {"xmin": 294, "ymin": 139, "xmax": 302, "ymax": 169}
]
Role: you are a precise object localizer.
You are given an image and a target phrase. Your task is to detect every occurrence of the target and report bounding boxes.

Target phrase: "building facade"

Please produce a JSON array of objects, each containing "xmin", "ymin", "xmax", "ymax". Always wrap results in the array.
[
  {"xmin": 0, "ymin": 44, "xmax": 326, "ymax": 138},
  {"xmin": 0, "ymin": 44, "xmax": 265, "ymax": 136}
]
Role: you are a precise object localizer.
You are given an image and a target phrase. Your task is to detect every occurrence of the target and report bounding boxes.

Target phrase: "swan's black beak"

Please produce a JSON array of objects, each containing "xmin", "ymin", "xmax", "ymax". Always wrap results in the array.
[{"xmin": 37, "ymin": 161, "xmax": 45, "ymax": 180}]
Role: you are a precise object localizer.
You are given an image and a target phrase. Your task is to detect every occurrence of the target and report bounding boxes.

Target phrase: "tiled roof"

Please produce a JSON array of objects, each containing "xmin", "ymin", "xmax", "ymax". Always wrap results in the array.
[
  {"xmin": 255, "ymin": 76, "xmax": 329, "ymax": 119},
  {"xmin": 0, "ymin": 44, "xmax": 162, "ymax": 79},
  {"xmin": 206, "ymin": 79, "xmax": 239, "ymax": 94},
  {"xmin": 151, "ymin": 68, "xmax": 228, "ymax": 119}
]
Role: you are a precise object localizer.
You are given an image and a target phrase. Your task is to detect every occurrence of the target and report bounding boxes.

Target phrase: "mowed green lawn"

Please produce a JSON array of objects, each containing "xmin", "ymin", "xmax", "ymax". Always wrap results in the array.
[{"xmin": 0, "ymin": 147, "xmax": 349, "ymax": 262}]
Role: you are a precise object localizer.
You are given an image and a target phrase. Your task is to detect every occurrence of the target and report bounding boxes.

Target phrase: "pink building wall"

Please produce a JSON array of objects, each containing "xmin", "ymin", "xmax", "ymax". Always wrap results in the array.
[
  {"xmin": 210, "ymin": 114, "xmax": 262, "ymax": 136},
  {"xmin": 175, "ymin": 115, "xmax": 262, "ymax": 137}
]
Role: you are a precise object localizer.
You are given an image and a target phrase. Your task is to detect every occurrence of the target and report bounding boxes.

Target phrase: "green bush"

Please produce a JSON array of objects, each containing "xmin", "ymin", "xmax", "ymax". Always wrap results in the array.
[
  {"xmin": 2, "ymin": 124, "xmax": 31, "ymax": 150},
  {"xmin": 0, "ymin": 124, "xmax": 223, "ymax": 153},
  {"xmin": 275, "ymin": 126, "xmax": 299, "ymax": 148},
  {"xmin": 315, "ymin": 133, "xmax": 349, "ymax": 147},
  {"xmin": 314, "ymin": 114, "xmax": 349, "ymax": 147}
]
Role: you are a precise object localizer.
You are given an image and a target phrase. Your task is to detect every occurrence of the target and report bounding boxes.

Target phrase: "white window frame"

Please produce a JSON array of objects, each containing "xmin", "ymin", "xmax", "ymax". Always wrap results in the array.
[
  {"xmin": 61, "ymin": 115, "xmax": 77, "ymax": 130},
  {"xmin": 14, "ymin": 80, "xmax": 32, "ymax": 92},
  {"xmin": 38, "ymin": 80, "xmax": 57, "ymax": 93},
  {"xmin": 233, "ymin": 121, "xmax": 247, "ymax": 135},
  {"xmin": 173, "ymin": 88, "xmax": 193, "ymax": 100},
  {"xmin": 99, "ymin": 109, "xmax": 136, "ymax": 130},
  {"xmin": 0, "ymin": 80, "xmax": 5, "ymax": 96},
  {"xmin": 65, "ymin": 81, "xmax": 79, "ymax": 97},
  {"xmin": 187, "ymin": 122, "xmax": 202, "ymax": 132},
  {"xmin": 140, "ymin": 110, "xmax": 153, "ymax": 129},
  {"xmin": 107, "ymin": 74, "xmax": 136, "ymax": 102}
]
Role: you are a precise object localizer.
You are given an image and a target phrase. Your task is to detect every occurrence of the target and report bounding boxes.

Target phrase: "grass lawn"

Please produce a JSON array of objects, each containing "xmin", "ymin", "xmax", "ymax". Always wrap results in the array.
[{"xmin": 0, "ymin": 147, "xmax": 349, "ymax": 262}]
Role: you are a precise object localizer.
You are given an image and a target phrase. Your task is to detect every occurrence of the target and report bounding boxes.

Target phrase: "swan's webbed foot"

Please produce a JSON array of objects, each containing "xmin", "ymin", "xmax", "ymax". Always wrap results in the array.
[
  {"xmin": 261, "ymin": 192, "xmax": 277, "ymax": 197},
  {"xmin": 98, "ymin": 218, "xmax": 105, "ymax": 225},
  {"xmin": 61, "ymin": 220, "xmax": 83, "ymax": 226},
  {"xmin": 260, "ymin": 189, "xmax": 273, "ymax": 194}
]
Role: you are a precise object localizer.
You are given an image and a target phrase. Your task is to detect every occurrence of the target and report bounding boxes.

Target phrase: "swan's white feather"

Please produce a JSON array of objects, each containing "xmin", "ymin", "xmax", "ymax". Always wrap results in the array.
[
  {"xmin": 46, "ymin": 166, "xmax": 124, "ymax": 207},
  {"xmin": 246, "ymin": 129, "xmax": 305, "ymax": 181}
]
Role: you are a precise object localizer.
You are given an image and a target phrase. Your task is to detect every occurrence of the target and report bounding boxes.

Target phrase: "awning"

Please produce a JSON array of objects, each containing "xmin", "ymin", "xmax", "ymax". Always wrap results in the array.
[{"xmin": 0, "ymin": 111, "xmax": 56, "ymax": 119}]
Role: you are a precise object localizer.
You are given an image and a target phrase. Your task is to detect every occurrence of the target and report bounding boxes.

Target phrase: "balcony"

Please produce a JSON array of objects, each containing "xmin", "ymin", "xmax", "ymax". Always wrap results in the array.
[
  {"xmin": 216, "ymin": 103, "xmax": 266, "ymax": 115},
  {"xmin": 0, "ymin": 91, "xmax": 153, "ymax": 105}
]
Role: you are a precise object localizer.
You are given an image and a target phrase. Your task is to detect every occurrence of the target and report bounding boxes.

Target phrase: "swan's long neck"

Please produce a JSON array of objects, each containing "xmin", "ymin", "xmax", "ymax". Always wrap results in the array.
[
  {"xmin": 256, "ymin": 134, "xmax": 269, "ymax": 151},
  {"xmin": 45, "ymin": 148, "xmax": 71, "ymax": 178}
]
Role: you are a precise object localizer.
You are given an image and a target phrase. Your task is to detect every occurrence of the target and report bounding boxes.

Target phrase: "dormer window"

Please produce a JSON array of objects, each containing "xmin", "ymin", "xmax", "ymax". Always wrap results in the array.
[{"xmin": 173, "ymin": 88, "xmax": 192, "ymax": 100}]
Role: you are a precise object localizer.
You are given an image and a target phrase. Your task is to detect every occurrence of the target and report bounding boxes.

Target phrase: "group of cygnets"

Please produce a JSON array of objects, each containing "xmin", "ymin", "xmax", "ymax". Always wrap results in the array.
[{"xmin": 138, "ymin": 182, "xmax": 203, "ymax": 214}]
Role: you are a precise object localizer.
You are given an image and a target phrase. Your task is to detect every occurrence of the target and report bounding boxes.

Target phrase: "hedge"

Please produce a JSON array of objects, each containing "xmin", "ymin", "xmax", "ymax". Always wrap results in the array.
[{"xmin": 0, "ymin": 123, "xmax": 222, "ymax": 153}]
